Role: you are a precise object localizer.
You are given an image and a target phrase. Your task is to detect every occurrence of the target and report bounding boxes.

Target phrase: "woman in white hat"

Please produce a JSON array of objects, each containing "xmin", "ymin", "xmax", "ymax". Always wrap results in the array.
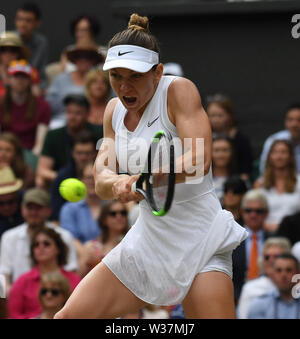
[{"xmin": 55, "ymin": 13, "xmax": 248, "ymax": 319}]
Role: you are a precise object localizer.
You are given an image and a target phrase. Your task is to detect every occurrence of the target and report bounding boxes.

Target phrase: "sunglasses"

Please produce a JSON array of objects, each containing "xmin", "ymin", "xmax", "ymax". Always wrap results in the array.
[
  {"xmin": 244, "ymin": 208, "xmax": 266, "ymax": 215},
  {"xmin": 0, "ymin": 198, "xmax": 17, "ymax": 207},
  {"xmin": 40, "ymin": 288, "xmax": 62, "ymax": 297},
  {"xmin": 108, "ymin": 210, "xmax": 127, "ymax": 217},
  {"xmin": 264, "ymin": 254, "xmax": 281, "ymax": 261},
  {"xmin": 33, "ymin": 240, "xmax": 52, "ymax": 248}
]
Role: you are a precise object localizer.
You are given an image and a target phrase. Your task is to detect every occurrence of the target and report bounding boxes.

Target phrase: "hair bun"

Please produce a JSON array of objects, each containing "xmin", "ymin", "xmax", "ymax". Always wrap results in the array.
[{"xmin": 128, "ymin": 13, "xmax": 149, "ymax": 33}]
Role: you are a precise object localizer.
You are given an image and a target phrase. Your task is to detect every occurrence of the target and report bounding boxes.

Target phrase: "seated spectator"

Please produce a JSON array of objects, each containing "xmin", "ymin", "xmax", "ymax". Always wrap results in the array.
[
  {"xmin": 50, "ymin": 131, "xmax": 97, "ymax": 222},
  {"xmin": 36, "ymin": 94, "xmax": 102, "ymax": 189},
  {"xmin": 222, "ymin": 176, "xmax": 248, "ymax": 225},
  {"xmin": 62, "ymin": 14, "xmax": 106, "ymax": 73},
  {"xmin": 259, "ymin": 103, "xmax": 300, "ymax": 175},
  {"xmin": 212, "ymin": 136, "xmax": 238, "ymax": 200},
  {"xmin": 46, "ymin": 41, "xmax": 103, "ymax": 129},
  {"xmin": 0, "ymin": 132, "xmax": 35, "ymax": 189},
  {"xmin": 254, "ymin": 140, "xmax": 300, "ymax": 234},
  {"xmin": 0, "ymin": 31, "xmax": 30, "ymax": 95},
  {"xmin": 206, "ymin": 93, "xmax": 253, "ymax": 180},
  {"xmin": 0, "ymin": 188, "xmax": 78, "ymax": 294},
  {"xmin": 34, "ymin": 271, "xmax": 72, "ymax": 319},
  {"xmin": 79, "ymin": 201, "xmax": 129, "ymax": 277},
  {"xmin": 0, "ymin": 60, "xmax": 50, "ymax": 155},
  {"xmin": 85, "ymin": 69, "xmax": 111, "ymax": 126},
  {"xmin": 237, "ymin": 237, "xmax": 291, "ymax": 319},
  {"xmin": 8, "ymin": 227, "xmax": 80, "ymax": 319},
  {"xmin": 248, "ymin": 254, "xmax": 300, "ymax": 319},
  {"xmin": 276, "ymin": 211, "xmax": 300, "ymax": 246},
  {"xmin": 232, "ymin": 189, "xmax": 270, "ymax": 303},
  {"xmin": 15, "ymin": 2, "xmax": 49, "ymax": 93},
  {"xmin": 0, "ymin": 167, "xmax": 24, "ymax": 238},
  {"xmin": 60, "ymin": 163, "xmax": 103, "ymax": 252}
]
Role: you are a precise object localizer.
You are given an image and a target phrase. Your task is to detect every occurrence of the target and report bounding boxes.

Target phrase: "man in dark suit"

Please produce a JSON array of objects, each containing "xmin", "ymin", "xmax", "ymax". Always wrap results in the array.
[{"xmin": 232, "ymin": 189, "xmax": 269, "ymax": 304}]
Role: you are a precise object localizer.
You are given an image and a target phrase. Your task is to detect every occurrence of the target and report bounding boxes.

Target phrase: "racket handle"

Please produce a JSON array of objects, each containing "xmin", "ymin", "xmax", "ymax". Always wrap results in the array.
[{"xmin": 131, "ymin": 181, "xmax": 137, "ymax": 192}]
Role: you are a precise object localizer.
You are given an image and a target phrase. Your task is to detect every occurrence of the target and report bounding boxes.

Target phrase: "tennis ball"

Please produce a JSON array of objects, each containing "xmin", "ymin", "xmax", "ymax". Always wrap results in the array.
[{"xmin": 59, "ymin": 178, "xmax": 87, "ymax": 202}]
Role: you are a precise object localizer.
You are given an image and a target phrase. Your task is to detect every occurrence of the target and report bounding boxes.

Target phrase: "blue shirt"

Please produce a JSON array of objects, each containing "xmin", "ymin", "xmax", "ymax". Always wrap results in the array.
[
  {"xmin": 60, "ymin": 200, "xmax": 101, "ymax": 243},
  {"xmin": 248, "ymin": 289, "xmax": 300, "ymax": 319}
]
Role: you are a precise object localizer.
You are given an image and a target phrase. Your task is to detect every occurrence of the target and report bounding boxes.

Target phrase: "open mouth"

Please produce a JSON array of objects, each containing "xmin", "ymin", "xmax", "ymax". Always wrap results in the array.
[{"xmin": 123, "ymin": 96, "xmax": 137, "ymax": 105}]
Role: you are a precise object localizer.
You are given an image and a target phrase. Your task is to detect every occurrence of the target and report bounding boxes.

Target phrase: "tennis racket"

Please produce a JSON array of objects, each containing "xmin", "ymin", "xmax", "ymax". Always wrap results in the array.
[{"xmin": 131, "ymin": 130, "xmax": 175, "ymax": 216}]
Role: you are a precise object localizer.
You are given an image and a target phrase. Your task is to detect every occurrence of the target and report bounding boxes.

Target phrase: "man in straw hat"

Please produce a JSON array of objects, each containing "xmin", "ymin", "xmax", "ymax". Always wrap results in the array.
[
  {"xmin": 0, "ymin": 167, "xmax": 24, "ymax": 238},
  {"xmin": 0, "ymin": 187, "xmax": 78, "ymax": 295},
  {"xmin": 0, "ymin": 31, "xmax": 30, "ymax": 95}
]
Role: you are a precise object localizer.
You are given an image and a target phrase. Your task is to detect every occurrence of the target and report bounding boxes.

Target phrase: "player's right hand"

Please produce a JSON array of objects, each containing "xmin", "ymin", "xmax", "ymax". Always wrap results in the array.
[{"xmin": 112, "ymin": 175, "xmax": 143, "ymax": 203}]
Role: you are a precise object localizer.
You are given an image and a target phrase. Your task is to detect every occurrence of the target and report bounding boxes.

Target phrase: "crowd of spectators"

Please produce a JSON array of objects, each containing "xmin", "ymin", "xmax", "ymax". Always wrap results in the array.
[{"xmin": 0, "ymin": 2, "xmax": 300, "ymax": 319}]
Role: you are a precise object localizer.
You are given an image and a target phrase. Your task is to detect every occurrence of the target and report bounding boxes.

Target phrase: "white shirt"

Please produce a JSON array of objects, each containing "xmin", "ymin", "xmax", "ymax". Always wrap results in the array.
[
  {"xmin": 0, "ymin": 222, "xmax": 78, "ymax": 283},
  {"xmin": 262, "ymin": 175, "xmax": 300, "ymax": 225},
  {"xmin": 237, "ymin": 275, "xmax": 276, "ymax": 319}
]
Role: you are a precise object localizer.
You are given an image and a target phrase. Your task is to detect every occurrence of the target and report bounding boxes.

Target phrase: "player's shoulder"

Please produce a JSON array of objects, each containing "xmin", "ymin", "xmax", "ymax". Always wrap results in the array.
[{"xmin": 168, "ymin": 76, "xmax": 197, "ymax": 93}]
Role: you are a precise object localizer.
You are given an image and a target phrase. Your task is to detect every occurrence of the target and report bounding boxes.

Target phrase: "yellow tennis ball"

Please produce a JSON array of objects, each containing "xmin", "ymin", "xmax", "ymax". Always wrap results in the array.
[{"xmin": 59, "ymin": 178, "xmax": 87, "ymax": 202}]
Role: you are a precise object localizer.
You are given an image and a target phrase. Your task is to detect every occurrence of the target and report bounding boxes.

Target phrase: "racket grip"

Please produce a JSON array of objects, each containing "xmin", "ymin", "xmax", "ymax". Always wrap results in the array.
[{"xmin": 131, "ymin": 181, "xmax": 137, "ymax": 192}]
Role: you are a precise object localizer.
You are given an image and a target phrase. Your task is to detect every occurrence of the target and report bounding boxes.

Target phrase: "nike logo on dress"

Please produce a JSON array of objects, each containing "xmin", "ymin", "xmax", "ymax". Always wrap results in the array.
[
  {"xmin": 147, "ymin": 116, "xmax": 159, "ymax": 127},
  {"xmin": 118, "ymin": 51, "xmax": 134, "ymax": 56}
]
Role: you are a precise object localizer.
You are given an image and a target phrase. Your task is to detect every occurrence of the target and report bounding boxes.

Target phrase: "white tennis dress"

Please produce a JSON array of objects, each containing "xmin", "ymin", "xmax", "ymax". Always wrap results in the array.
[{"xmin": 102, "ymin": 76, "xmax": 248, "ymax": 305}]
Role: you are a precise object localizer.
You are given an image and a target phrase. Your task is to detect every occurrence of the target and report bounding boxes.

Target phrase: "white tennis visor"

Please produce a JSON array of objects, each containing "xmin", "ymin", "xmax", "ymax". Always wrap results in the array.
[{"xmin": 103, "ymin": 45, "xmax": 159, "ymax": 73}]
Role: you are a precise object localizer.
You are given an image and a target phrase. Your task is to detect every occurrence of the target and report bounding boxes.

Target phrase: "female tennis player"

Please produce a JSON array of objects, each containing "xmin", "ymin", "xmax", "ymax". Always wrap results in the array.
[{"xmin": 55, "ymin": 13, "xmax": 248, "ymax": 319}]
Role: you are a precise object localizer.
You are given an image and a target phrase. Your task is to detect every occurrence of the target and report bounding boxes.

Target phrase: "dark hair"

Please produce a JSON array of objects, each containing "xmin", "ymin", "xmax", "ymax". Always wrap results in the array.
[
  {"xmin": 286, "ymin": 103, "xmax": 300, "ymax": 113},
  {"xmin": 108, "ymin": 13, "xmax": 160, "ymax": 54},
  {"xmin": 30, "ymin": 227, "xmax": 69, "ymax": 267},
  {"xmin": 63, "ymin": 94, "xmax": 90, "ymax": 111},
  {"xmin": 212, "ymin": 135, "xmax": 238, "ymax": 176},
  {"xmin": 70, "ymin": 15, "xmax": 101, "ymax": 38},
  {"xmin": 223, "ymin": 176, "xmax": 248, "ymax": 195},
  {"xmin": 273, "ymin": 253, "xmax": 299, "ymax": 270},
  {"xmin": 98, "ymin": 201, "xmax": 129, "ymax": 244},
  {"xmin": 72, "ymin": 130, "xmax": 97, "ymax": 149},
  {"xmin": 18, "ymin": 2, "xmax": 41, "ymax": 20}
]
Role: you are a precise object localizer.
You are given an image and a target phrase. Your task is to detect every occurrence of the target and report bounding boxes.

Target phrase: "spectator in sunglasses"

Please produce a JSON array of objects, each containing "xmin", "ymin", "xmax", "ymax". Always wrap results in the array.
[
  {"xmin": 7, "ymin": 227, "xmax": 80, "ymax": 319},
  {"xmin": 79, "ymin": 201, "xmax": 129, "ymax": 277},
  {"xmin": 238, "ymin": 237, "xmax": 291, "ymax": 318},
  {"xmin": 35, "ymin": 271, "xmax": 72, "ymax": 319},
  {"xmin": 232, "ymin": 189, "xmax": 270, "ymax": 303},
  {"xmin": 248, "ymin": 254, "xmax": 300, "ymax": 319}
]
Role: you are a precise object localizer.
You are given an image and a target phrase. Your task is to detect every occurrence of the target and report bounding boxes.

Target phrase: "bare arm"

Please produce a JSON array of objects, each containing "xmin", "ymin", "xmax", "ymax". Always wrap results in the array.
[
  {"xmin": 32, "ymin": 123, "xmax": 48, "ymax": 156},
  {"xmin": 93, "ymin": 98, "xmax": 140, "ymax": 202},
  {"xmin": 36, "ymin": 155, "xmax": 56, "ymax": 187},
  {"xmin": 168, "ymin": 77, "xmax": 212, "ymax": 184}
]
